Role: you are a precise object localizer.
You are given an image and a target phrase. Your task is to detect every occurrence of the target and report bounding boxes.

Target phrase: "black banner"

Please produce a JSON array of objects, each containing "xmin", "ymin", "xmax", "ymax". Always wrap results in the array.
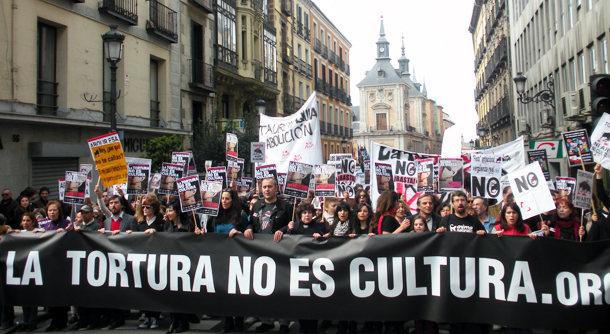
[{"xmin": 1, "ymin": 232, "xmax": 610, "ymax": 329}]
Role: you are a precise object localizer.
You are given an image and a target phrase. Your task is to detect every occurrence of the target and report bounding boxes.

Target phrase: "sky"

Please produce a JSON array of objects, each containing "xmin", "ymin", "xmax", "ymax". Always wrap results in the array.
[{"xmin": 314, "ymin": 0, "xmax": 478, "ymax": 141}]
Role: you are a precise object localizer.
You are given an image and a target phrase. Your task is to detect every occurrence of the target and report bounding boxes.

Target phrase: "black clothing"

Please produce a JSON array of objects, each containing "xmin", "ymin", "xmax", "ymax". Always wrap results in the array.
[
  {"xmin": 132, "ymin": 214, "xmax": 165, "ymax": 232},
  {"xmin": 0, "ymin": 198, "xmax": 17, "ymax": 224},
  {"xmin": 406, "ymin": 213, "xmax": 442, "ymax": 232},
  {"xmin": 12, "ymin": 206, "xmax": 30, "ymax": 230},
  {"xmin": 354, "ymin": 219, "xmax": 372, "ymax": 235},
  {"xmin": 380, "ymin": 215, "xmax": 400, "ymax": 233},
  {"xmin": 248, "ymin": 198, "xmax": 293, "ymax": 233},
  {"xmin": 441, "ymin": 214, "xmax": 485, "ymax": 233}
]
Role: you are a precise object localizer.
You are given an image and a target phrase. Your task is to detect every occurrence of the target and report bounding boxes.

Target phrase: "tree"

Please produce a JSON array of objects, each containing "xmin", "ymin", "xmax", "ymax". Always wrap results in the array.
[{"xmin": 141, "ymin": 134, "xmax": 185, "ymax": 172}]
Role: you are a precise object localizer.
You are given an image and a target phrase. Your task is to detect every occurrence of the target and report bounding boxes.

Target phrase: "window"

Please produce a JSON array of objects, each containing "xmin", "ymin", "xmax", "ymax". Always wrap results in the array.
[
  {"xmin": 322, "ymin": 103, "xmax": 326, "ymax": 122},
  {"xmin": 306, "ymin": 85, "xmax": 310, "ymax": 97},
  {"xmin": 588, "ymin": 44, "xmax": 597, "ymax": 74},
  {"xmin": 216, "ymin": 0, "xmax": 237, "ymax": 67},
  {"xmin": 560, "ymin": 0, "xmax": 565, "ymax": 35},
  {"xmin": 263, "ymin": 28, "xmax": 277, "ymax": 83},
  {"xmin": 561, "ymin": 63, "xmax": 568, "ymax": 92},
  {"xmin": 150, "ymin": 59, "xmax": 160, "ymax": 127},
  {"xmin": 37, "ymin": 23, "xmax": 58, "ymax": 115},
  {"xmin": 578, "ymin": 52, "xmax": 586, "ymax": 84},
  {"xmin": 587, "ymin": 0, "xmax": 592, "ymax": 11},
  {"xmin": 567, "ymin": 0, "xmax": 573, "ymax": 29},
  {"xmin": 376, "ymin": 113, "xmax": 387, "ymax": 131},
  {"xmin": 601, "ymin": 37, "xmax": 609, "ymax": 74},
  {"xmin": 569, "ymin": 58, "xmax": 576, "ymax": 90}
]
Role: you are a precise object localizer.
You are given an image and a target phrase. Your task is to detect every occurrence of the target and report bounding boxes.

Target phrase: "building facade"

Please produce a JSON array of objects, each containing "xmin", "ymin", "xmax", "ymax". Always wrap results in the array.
[
  {"xmin": 353, "ymin": 19, "xmax": 449, "ymax": 155},
  {"xmin": 508, "ymin": 0, "xmax": 610, "ymax": 177},
  {"xmin": 470, "ymin": 0, "xmax": 516, "ymax": 147}
]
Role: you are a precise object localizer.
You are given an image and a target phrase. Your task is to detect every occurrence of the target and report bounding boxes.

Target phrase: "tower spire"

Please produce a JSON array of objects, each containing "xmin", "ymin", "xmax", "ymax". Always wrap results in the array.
[{"xmin": 376, "ymin": 15, "xmax": 390, "ymax": 60}]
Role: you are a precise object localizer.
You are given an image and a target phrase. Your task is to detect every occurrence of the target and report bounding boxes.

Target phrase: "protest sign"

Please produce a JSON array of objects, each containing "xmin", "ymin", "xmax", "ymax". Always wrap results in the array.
[
  {"xmin": 527, "ymin": 150, "xmax": 551, "ymax": 181},
  {"xmin": 207, "ymin": 167, "xmax": 228, "ymax": 189},
  {"xmin": 176, "ymin": 175, "xmax": 203, "ymax": 212},
  {"xmin": 574, "ymin": 170, "xmax": 594, "ymax": 210},
  {"xmin": 333, "ymin": 158, "xmax": 356, "ymax": 198},
  {"xmin": 150, "ymin": 173, "xmax": 162, "ymax": 190},
  {"xmin": 259, "ymin": 92, "xmax": 322, "ymax": 173},
  {"xmin": 112, "ymin": 183, "xmax": 127, "ymax": 199},
  {"xmin": 417, "ymin": 159, "xmax": 435, "ymax": 193},
  {"xmin": 64, "ymin": 171, "xmax": 88, "ymax": 205},
  {"xmin": 441, "ymin": 126, "xmax": 462, "ymax": 159},
  {"xmin": 329, "ymin": 154, "xmax": 353, "ymax": 161},
  {"xmin": 237, "ymin": 158, "xmax": 244, "ymax": 181},
  {"xmin": 79, "ymin": 164, "xmax": 92, "ymax": 179},
  {"xmin": 314, "ymin": 164, "xmax": 337, "ymax": 197},
  {"xmin": 508, "ymin": 162, "xmax": 555, "ymax": 220},
  {"xmin": 238, "ymin": 177, "xmax": 253, "ymax": 197},
  {"xmin": 87, "ymin": 132, "xmax": 128, "ymax": 187},
  {"xmin": 200, "ymin": 181, "xmax": 222, "ymax": 216},
  {"xmin": 470, "ymin": 154, "xmax": 502, "ymax": 199},
  {"xmin": 171, "ymin": 152, "xmax": 191, "ymax": 175},
  {"xmin": 226, "ymin": 133, "xmax": 238, "ymax": 162},
  {"xmin": 374, "ymin": 163, "xmax": 394, "ymax": 194},
  {"xmin": 227, "ymin": 160, "xmax": 240, "ymax": 185},
  {"xmin": 159, "ymin": 163, "xmax": 184, "ymax": 196},
  {"xmin": 127, "ymin": 164, "xmax": 150, "ymax": 195},
  {"xmin": 251, "ymin": 142, "xmax": 266, "ymax": 163},
  {"xmin": 364, "ymin": 160, "xmax": 371, "ymax": 185},
  {"xmin": 58, "ymin": 179, "xmax": 66, "ymax": 202},
  {"xmin": 562, "ymin": 129, "xmax": 593, "ymax": 167},
  {"xmin": 590, "ymin": 112, "xmax": 610, "ymax": 170},
  {"xmin": 439, "ymin": 158, "xmax": 464, "ymax": 191},
  {"xmin": 394, "ymin": 160, "xmax": 418, "ymax": 199},
  {"xmin": 556, "ymin": 177, "xmax": 576, "ymax": 203},
  {"xmin": 285, "ymin": 161, "xmax": 313, "ymax": 199},
  {"xmin": 278, "ymin": 173, "xmax": 287, "ymax": 194}
]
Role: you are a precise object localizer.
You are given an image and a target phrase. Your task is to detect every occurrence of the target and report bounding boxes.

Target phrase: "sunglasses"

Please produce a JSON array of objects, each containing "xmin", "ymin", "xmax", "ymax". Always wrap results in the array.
[
  {"xmin": 358, "ymin": 195, "xmax": 367, "ymax": 198},
  {"xmin": 2, "ymin": 194, "xmax": 9, "ymax": 196},
  {"xmin": 142, "ymin": 205, "xmax": 152, "ymax": 209}
]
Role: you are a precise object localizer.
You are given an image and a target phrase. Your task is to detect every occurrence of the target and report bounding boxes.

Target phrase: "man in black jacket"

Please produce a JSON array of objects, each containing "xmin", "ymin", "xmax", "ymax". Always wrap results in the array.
[
  {"xmin": 0, "ymin": 189, "xmax": 17, "ymax": 225},
  {"xmin": 406, "ymin": 193, "xmax": 441, "ymax": 232}
]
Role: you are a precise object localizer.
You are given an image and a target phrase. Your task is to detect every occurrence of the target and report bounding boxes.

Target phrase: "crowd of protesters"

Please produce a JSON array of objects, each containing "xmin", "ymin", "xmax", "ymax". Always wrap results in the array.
[{"xmin": 0, "ymin": 161, "xmax": 608, "ymax": 334}]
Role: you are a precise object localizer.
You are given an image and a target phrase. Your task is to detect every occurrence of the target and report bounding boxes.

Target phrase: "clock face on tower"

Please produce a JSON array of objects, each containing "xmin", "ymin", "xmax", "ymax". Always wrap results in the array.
[{"xmin": 379, "ymin": 47, "xmax": 385, "ymax": 53}]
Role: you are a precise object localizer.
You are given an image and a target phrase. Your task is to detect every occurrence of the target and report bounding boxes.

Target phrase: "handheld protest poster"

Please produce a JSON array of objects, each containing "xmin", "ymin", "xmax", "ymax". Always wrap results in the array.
[
  {"xmin": 237, "ymin": 158, "xmax": 245, "ymax": 182},
  {"xmin": 285, "ymin": 161, "xmax": 313, "ymax": 199},
  {"xmin": 255, "ymin": 164, "xmax": 278, "ymax": 197},
  {"xmin": 188, "ymin": 152, "xmax": 197, "ymax": 175},
  {"xmin": 227, "ymin": 160, "xmax": 239, "ymax": 184},
  {"xmin": 159, "ymin": 163, "xmax": 184, "ymax": 196},
  {"xmin": 374, "ymin": 163, "xmax": 394, "ymax": 194},
  {"xmin": 278, "ymin": 173, "xmax": 287, "ymax": 194},
  {"xmin": 150, "ymin": 173, "xmax": 162, "ymax": 190},
  {"xmin": 527, "ymin": 150, "xmax": 551, "ymax": 181},
  {"xmin": 590, "ymin": 112, "xmax": 610, "ymax": 169},
  {"xmin": 58, "ymin": 179, "xmax": 66, "ymax": 202},
  {"xmin": 200, "ymin": 181, "xmax": 223, "ymax": 216},
  {"xmin": 555, "ymin": 177, "xmax": 576, "ymax": 203},
  {"xmin": 364, "ymin": 160, "xmax": 371, "ymax": 185},
  {"xmin": 171, "ymin": 152, "xmax": 191, "ymax": 175},
  {"xmin": 562, "ymin": 129, "xmax": 594, "ymax": 167},
  {"xmin": 441, "ymin": 126, "xmax": 462, "ymax": 159},
  {"xmin": 87, "ymin": 132, "xmax": 128, "ymax": 187},
  {"xmin": 84, "ymin": 180, "xmax": 91, "ymax": 199},
  {"xmin": 177, "ymin": 175, "xmax": 203, "ymax": 212},
  {"xmin": 251, "ymin": 142, "xmax": 266, "ymax": 163},
  {"xmin": 226, "ymin": 133, "xmax": 238, "ymax": 162},
  {"xmin": 439, "ymin": 158, "xmax": 464, "ymax": 191},
  {"xmin": 64, "ymin": 171, "xmax": 88, "ymax": 205},
  {"xmin": 237, "ymin": 177, "xmax": 253, "ymax": 197},
  {"xmin": 574, "ymin": 170, "xmax": 594, "ymax": 210},
  {"xmin": 416, "ymin": 158, "xmax": 435, "ymax": 193},
  {"xmin": 394, "ymin": 160, "xmax": 418, "ymax": 199},
  {"xmin": 335, "ymin": 158, "xmax": 357, "ymax": 198},
  {"xmin": 508, "ymin": 161, "xmax": 555, "ymax": 220},
  {"xmin": 314, "ymin": 164, "xmax": 337, "ymax": 197},
  {"xmin": 79, "ymin": 164, "xmax": 93, "ymax": 180},
  {"xmin": 207, "ymin": 166, "xmax": 228, "ymax": 189},
  {"xmin": 470, "ymin": 154, "xmax": 502, "ymax": 199},
  {"xmin": 127, "ymin": 164, "xmax": 150, "ymax": 195}
]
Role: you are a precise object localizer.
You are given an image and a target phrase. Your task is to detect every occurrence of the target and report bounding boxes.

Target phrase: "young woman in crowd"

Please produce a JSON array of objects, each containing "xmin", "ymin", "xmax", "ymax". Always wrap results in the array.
[
  {"xmin": 437, "ymin": 203, "xmax": 451, "ymax": 218},
  {"xmin": 354, "ymin": 203, "xmax": 375, "ymax": 236},
  {"xmin": 12, "ymin": 195, "xmax": 31, "ymax": 229},
  {"xmin": 395, "ymin": 199, "xmax": 412, "ymax": 226},
  {"xmin": 356, "ymin": 190, "xmax": 372, "ymax": 207},
  {"xmin": 494, "ymin": 203, "xmax": 537, "ymax": 239},
  {"xmin": 374, "ymin": 191, "xmax": 409, "ymax": 235},
  {"xmin": 320, "ymin": 197, "xmax": 339, "ymax": 233},
  {"xmin": 324, "ymin": 201, "xmax": 357, "ymax": 238},
  {"xmin": 17, "ymin": 212, "xmax": 43, "ymax": 233},
  {"xmin": 542, "ymin": 199, "xmax": 585, "ymax": 241}
]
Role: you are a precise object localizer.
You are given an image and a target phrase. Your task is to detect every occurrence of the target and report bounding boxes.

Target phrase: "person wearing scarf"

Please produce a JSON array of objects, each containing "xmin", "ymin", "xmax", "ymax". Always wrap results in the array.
[{"xmin": 542, "ymin": 198, "xmax": 585, "ymax": 240}]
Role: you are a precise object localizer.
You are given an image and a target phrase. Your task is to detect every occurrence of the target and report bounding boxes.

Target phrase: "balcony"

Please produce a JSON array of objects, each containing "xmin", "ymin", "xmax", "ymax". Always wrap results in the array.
[
  {"xmin": 489, "ymin": 96, "xmax": 511, "ymax": 130},
  {"xmin": 338, "ymin": 58, "xmax": 345, "ymax": 72},
  {"xmin": 349, "ymin": 128, "xmax": 353, "ymax": 138},
  {"xmin": 321, "ymin": 44, "xmax": 328, "ymax": 58},
  {"xmin": 315, "ymin": 78, "xmax": 325, "ymax": 94},
  {"xmin": 37, "ymin": 79, "xmax": 58, "ymax": 116},
  {"xmin": 296, "ymin": 21, "xmax": 303, "ymax": 38},
  {"xmin": 282, "ymin": 42, "xmax": 293, "ymax": 64},
  {"xmin": 147, "ymin": 0, "xmax": 178, "ymax": 42},
  {"xmin": 346, "ymin": 64, "xmax": 350, "ymax": 76},
  {"xmin": 320, "ymin": 121, "xmax": 327, "ymax": 134},
  {"xmin": 252, "ymin": 60, "xmax": 263, "ymax": 81},
  {"xmin": 347, "ymin": 96, "xmax": 352, "ymax": 106},
  {"xmin": 264, "ymin": 68, "xmax": 277, "ymax": 87},
  {"xmin": 329, "ymin": 85, "xmax": 335, "ymax": 99},
  {"xmin": 299, "ymin": 59, "xmax": 308, "ymax": 76},
  {"xmin": 482, "ymin": 37, "xmax": 507, "ymax": 85},
  {"xmin": 189, "ymin": 0, "xmax": 213, "ymax": 13},
  {"xmin": 304, "ymin": 27, "xmax": 310, "ymax": 42},
  {"xmin": 150, "ymin": 100, "xmax": 160, "ymax": 127},
  {"xmin": 280, "ymin": 0, "xmax": 291, "ymax": 16},
  {"xmin": 215, "ymin": 45, "xmax": 238, "ymax": 72},
  {"xmin": 306, "ymin": 63, "xmax": 312, "ymax": 78},
  {"xmin": 283, "ymin": 93, "xmax": 294, "ymax": 115},
  {"xmin": 329, "ymin": 51, "xmax": 335, "ymax": 64},
  {"xmin": 98, "ymin": 0, "xmax": 138, "ymax": 25},
  {"xmin": 188, "ymin": 59, "xmax": 215, "ymax": 91},
  {"xmin": 314, "ymin": 39, "xmax": 321, "ymax": 53},
  {"xmin": 339, "ymin": 126, "xmax": 344, "ymax": 136},
  {"xmin": 295, "ymin": 97, "xmax": 305, "ymax": 110},
  {"xmin": 333, "ymin": 124, "xmax": 339, "ymax": 136}
]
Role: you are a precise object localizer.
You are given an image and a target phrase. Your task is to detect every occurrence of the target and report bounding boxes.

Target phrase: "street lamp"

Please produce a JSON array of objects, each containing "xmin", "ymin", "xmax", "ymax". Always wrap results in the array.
[
  {"xmin": 255, "ymin": 99, "xmax": 266, "ymax": 115},
  {"xmin": 513, "ymin": 72, "xmax": 556, "ymax": 114},
  {"xmin": 341, "ymin": 138, "xmax": 347, "ymax": 153},
  {"xmin": 469, "ymin": 139, "xmax": 474, "ymax": 149},
  {"xmin": 477, "ymin": 125, "xmax": 487, "ymax": 137},
  {"xmin": 101, "ymin": 25, "xmax": 125, "ymax": 133}
]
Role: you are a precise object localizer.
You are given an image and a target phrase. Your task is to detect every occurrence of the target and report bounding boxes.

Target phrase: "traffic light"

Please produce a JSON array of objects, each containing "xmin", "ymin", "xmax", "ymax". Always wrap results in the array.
[{"xmin": 590, "ymin": 74, "xmax": 610, "ymax": 116}]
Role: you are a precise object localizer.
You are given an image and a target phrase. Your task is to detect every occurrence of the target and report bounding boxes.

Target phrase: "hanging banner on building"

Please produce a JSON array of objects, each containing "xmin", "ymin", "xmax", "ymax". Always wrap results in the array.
[
  {"xmin": 508, "ymin": 162, "xmax": 555, "ymax": 220},
  {"xmin": 527, "ymin": 150, "xmax": 551, "ymax": 181},
  {"xmin": 150, "ymin": 173, "xmax": 162, "ymax": 190},
  {"xmin": 87, "ymin": 132, "xmax": 128, "ymax": 187},
  {"xmin": 79, "ymin": 164, "xmax": 93, "ymax": 180},
  {"xmin": 159, "ymin": 163, "xmax": 184, "ymax": 196},
  {"xmin": 555, "ymin": 177, "xmax": 576, "ymax": 203},
  {"xmin": 200, "ymin": 181, "xmax": 222, "ymax": 216},
  {"xmin": 226, "ymin": 133, "xmax": 238, "ymax": 163},
  {"xmin": 3, "ymin": 232, "xmax": 610, "ymax": 330},
  {"xmin": 562, "ymin": 130, "xmax": 594, "ymax": 167},
  {"xmin": 285, "ymin": 161, "xmax": 313, "ymax": 199},
  {"xmin": 259, "ymin": 92, "xmax": 322, "ymax": 174},
  {"xmin": 470, "ymin": 154, "xmax": 502, "ymax": 199},
  {"xmin": 439, "ymin": 158, "xmax": 464, "ymax": 191},
  {"xmin": 574, "ymin": 170, "xmax": 594, "ymax": 210},
  {"xmin": 58, "ymin": 179, "xmax": 66, "ymax": 202},
  {"xmin": 417, "ymin": 159, "xmax": 435, "ymax": 193},
  {"xmin": 314, "ymin": 164, "xmax": 337, "ymax": 197},
  {"xmin": 177, "ymin": 175, "xmax": 203, "ymax": 213},
  {"xmin": 207, "ymin": 167, "xmax": 228, "ymax": 189},
  {"xmin": 64, "ymin": 171, "xmax": 88, "ymax": 205},
  {"xmin": 127, "ymin": 164, "xmax": 150, "ymax": 195},
  {"xmin": 251, "ymin": 142, "xmax": 266, "ymax": 163},
  {"xmin": 590, "ymin": 113, "xmax": 610, "ymax": 170}
]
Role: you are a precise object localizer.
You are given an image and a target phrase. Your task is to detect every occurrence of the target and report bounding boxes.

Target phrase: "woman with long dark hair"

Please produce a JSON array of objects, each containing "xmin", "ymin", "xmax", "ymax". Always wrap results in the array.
[
  {"xmin": 494, "ymin": 203, "xmax": 537, "ymax": 239},
  {"xmin": 12, "ymin": 195, "xmax": 31, "ymax": 229},
  {"xmin": 373, "ymin": 191, "xmax": 409, "ymax": 235},
  {"xmin": 354, "ymin": 203, "xmax": 375, "ymax": 236}
]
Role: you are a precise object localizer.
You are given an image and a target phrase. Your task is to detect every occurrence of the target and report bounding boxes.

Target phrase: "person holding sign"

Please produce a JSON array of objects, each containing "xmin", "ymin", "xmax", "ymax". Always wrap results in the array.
[
  {"xmin": 587, "ymin": 163, "xmax": 610, "ymax": 241},
  {"xmin": 541, "ymin": 199, "xmax": 585, "ymax": 240},
  {"xmin": 493, "ymin": 203, "xmax": 537, "ymax": 239}
]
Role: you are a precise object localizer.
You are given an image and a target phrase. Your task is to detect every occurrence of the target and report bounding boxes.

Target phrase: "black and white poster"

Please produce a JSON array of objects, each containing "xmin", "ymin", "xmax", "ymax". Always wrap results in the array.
[
  {"xmin": 58, "ymin": 179, "xmax": 66, "ymax": 202},
  {"xmin": 590, "ymin": 112, "xmax": 610, "ymax": 170},
  {"xmin": 226, "ymin": 133, "xmax": 238, "ymax": 163},
  {"xmin": 470, "ymin": 154, "xmax": 501, "ymax": 199},
  {"xmin": 574, "ymin": 170, "xmax": 594, "ymax": 210},
  {"xmin": 171, "ymin": 152, "xmax": 191, "ymax": 175},
  {"xmin": 237, "ymin": 177, "xmax": 253, "ymax": 198},
  {"xmin": 207, "ymin": 167, "xmax": 228, "ymax": 189},
  {"xmin": 256, "ymin": 164, "xmax": 278, "ymax": 197},
  {"xmin": 127, "ymin": 164, "xmax": 150, "ymax": 195},
  {"xmin": 556, "ymin": 177, "xmax": 576, "ymax": 203},
  {"xmin": 251, "ymin": 142, "xmax": 266, "ymax": 163},
  {"xmin": 508, "ymin": 162, "xmax": 555, "ymax": 220},
  {"xmin": 394, "ymin": 160, "xmax": 418, "ymax": 199},
  {"xmin": 417, "ymin": 159, "xmax": 435, "ymax": 193},
  {"xmin": 64, "ymin": 171, "xmax": 88, "ymax": 205},
  {"xmin": 333, "ymin": 159, "xmax": 356, "ymax": 198}
]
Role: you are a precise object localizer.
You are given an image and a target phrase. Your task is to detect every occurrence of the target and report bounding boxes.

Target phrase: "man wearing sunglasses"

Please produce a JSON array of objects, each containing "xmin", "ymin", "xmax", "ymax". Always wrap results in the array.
[{"xmin": 0, "ymin": 189, "xmax": 17, "ymax": 225}]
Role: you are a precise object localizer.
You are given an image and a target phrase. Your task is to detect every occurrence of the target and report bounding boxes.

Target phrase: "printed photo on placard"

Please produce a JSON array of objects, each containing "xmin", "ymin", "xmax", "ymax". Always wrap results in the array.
[
  {"xmin": 64, "ymin": 171, "xmax": 88, "ymax": 205},
  {"xmin": 374, "ymin": 163, "xmax": 394, "ymax": 194},
  {"xmin": 58, "ymin": 179, "xmax": 66, "ymax": 202},
  {"xmin": 251, "ymin": 142, "xmax": 265, "ymax": 163},
  {"xmin": 200, "ymin": 181, "xmax": 223, "ymax": 216},
  {"xmin": 238, "ymin": 177, "xmax": 253, "ymax": 197},
  {"xmin": 278, "ymin": 173, "xmax": 287, "ymax": 194},
  {"xmin": 227, "ymin": 160, "xmax": 240, "ymax": 184},
  {"xmin": 127, "ymin": 164, "xmax": 150, "ymax": 195},
  {"xmin": 159, "ymin": 163, "xmax": 184, "ymax": 196},
  {"xmin": 314, "ymin": 164, "xmax": 337, "ymax": 197},
  {"xmin": 285, "ymin": 161, "xmax": 313, "ymax": 199},
  {"xmin": 80, "ymin": 164, "xmax": 93, "ymax": 179},
  {"xmin": 364, "ymin": 160, "xmax": 371, "ymax": 185},
  {"xmin": 527, "ymin": 150, "xmax": 551, "ymax": 181},
  {"xmin": 394, "ymin": 160, "xmax": 418, "ymax": 200},
  {"xmin": 207, "ymin": 167, "xmax": 228, "ymax": 189},
  {"xmin": 562, "ymin": 129, "xmax": 593, "ymax": 167},
  {"xmin": 150, "ymin": 172, "xmax": 162, "ymax": 190},
  {"xmin": 555, "ymin": 177, "xmax": 576, "ymax": 203},
  {"xmin": 439, "ymin": 158, "xmax": 464, "ymax": 191},
  {"xmin": 237, "ymin": 158, "xmax": 244, "ymax": 181},
  {"xmin": 171, "ymin": 152, "xmax": 190, "ymax": 175},
  {"xmin": 226, "ymin": 133, "xmax": 238, "ymax": 162},
  {"xmin": 177, "ymin": 175, "xmax": 203, "ymax": 212},
  {"xmin": 417, "ymin": 158, "xmax": 435, "ymax": 193},
  {"xmin": 574, "ymin": 170, "xmax": 594, "ymax": 210}
]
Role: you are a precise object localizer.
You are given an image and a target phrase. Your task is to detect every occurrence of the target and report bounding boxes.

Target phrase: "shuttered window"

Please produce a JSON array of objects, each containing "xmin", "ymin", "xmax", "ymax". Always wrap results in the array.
[{"xmin": 31, "ymin": 158, "xmax": 79, "ymax": 199}]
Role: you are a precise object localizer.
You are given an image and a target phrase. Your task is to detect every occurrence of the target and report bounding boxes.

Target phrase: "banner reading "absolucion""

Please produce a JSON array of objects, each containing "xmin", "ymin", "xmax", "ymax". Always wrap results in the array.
[{"xmin": 1, "ymin": 232, "xmax": 610, "ymax": 330}]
